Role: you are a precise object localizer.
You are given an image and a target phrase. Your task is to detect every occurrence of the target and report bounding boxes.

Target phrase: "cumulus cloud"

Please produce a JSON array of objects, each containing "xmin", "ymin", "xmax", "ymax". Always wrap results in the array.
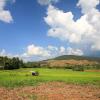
[
  {"xmin": 44, "ymin": 5, "xmax": 93, "ymax": 43},
  {"xmin": 66, "ymin": 47, "xmax": 84, "ymax": 56},
  {"xmin": 37, "ymin": 0, "xmax": 59, "ymax": 5},
  {"xmin": 77, "ymin": 0, "xmax": 100, "ymax": 14},
  {"xmin": 26, "ymin": 44, "xmax": 51, "ymax": 57},
  {"xmin": 0, "ymin": 0, "xmax": 13, "ymax": 23},
  {"xmin": 0, "ymin": 44, "xmax": 84, "ymax": 61},
  {"xmin": 48, "ymin": 45, "xmax": 58, "ymax": 51},
  {"xmin": 21, "ymin": 44, "xmax": 84, "ymax": 61},
  {"xmin": 44, "ymin": 0, "xmax": 100, "ymax": 51},
  {"xmin": 59, "ymin": 46, "xmax": 66, "ymax": 54}
]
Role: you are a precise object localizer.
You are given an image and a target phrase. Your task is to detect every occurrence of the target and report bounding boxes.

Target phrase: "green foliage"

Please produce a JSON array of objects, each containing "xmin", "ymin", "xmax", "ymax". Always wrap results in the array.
[
  {"xmin": 0, "ymin": 56, "xmax": 24, "ymax": 70},
  {"xmin": 0, "ymin": 56, "xmax": 8, "ymax": 66},
  {"xmin": 72, "ymin": 65, "xmax": 84, "ymax": 71},
  {"xmin": 95, "ymin": 64, "xmax": 100, "ymax": 69},
  {"xmin": 0, "ymin": 66, "xmax": 4, "ymax": 70},
  {"xmin": 35, "ymin": 71, "xmax": 39, "ymax": 76},
  {"xmin": 24, "ymin": 62, "xmax": 40, "ymax": 68},
  {"xmin": 0, "ymin": 68, "xmax": 100, "ymax": 87},
  {"xmin": 64, "ymin": 65, "xmax": 73, "ymax": 69},
  {"xmin": 84, "ymin": 64, "xmax": 100, "ymax": 70}
]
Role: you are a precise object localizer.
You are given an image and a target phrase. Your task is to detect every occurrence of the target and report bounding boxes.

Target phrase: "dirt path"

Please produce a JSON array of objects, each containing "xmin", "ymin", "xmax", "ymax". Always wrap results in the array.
[{"xmin": 0, "ymin": 82, "xmax": 100, "ymax": 100}]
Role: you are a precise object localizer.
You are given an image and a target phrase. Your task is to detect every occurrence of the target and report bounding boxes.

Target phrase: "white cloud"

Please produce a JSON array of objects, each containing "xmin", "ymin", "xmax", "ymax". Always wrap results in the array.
[
  {"xmin": 26, "ymin": 44, "xmax": 51, "ymax": 57},
  {"xmin": 44, "ymin": 5, "xmax": 93, "ymax": 43},
  {"xmin": 59, "ymin": 46, "xmax": 84, "ymax": 56},
  {"xmin": 48, "ymin": 45, "xmax": 58, "ymax": 51},
  {"xmin": 0, "ymin": 0, "xmax": 13, "ymax": 23},
  {"xmin": 77, "ymin": 0, "xmax": 100, "ymax": 14},
  {"xmin": 0, "ymin": 44, "xmax": 84, "ymax": 61},
  {"xmin": 37, "ymin": 0, "xmax": 59, "ymax": 5},
  {"xmin": 59, "ymin": 46, "xmax": 65, "ymax": 54},
  {"xmin": 22, "ymin": 44, "xmax": 84, "ymax": 61},
  {"xmin": 44, "ymin": 0, "xmax": 100, "ymax": 51},
  {"xmin": 78, "ymin": 0, "xmax": 100, "ymax": 51},
  {"xmin": 66, "ymin": 47, "xmax": 84, "ymax": 56}
]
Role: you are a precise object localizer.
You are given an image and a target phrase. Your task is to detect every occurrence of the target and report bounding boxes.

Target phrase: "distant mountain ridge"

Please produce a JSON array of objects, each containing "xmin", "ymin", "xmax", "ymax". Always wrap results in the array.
[{"xmin": 51, "ymin": 55, "xmax": 100, "ymax": 62}]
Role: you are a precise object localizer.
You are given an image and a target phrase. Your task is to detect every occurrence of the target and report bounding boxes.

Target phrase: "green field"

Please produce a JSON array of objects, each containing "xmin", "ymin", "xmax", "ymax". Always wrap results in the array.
[{"xmin": 0, "ymin": 68, "xmax": 100, "ymax": 87}]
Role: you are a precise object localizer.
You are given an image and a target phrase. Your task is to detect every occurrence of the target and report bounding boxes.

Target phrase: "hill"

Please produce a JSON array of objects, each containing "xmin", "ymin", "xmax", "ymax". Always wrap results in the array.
[
  {"xmin": 52, "ymin": 55, "xmax": 100, "ymax": 62},
  {"xmin": 40, "ymin": 55, "xmax": 100, "ymax": 68}
]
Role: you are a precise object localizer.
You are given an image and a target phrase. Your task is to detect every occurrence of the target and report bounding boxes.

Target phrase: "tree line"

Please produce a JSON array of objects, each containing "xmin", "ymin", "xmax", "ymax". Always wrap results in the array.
[
  {"xmin": 0, "ymin": 56, "xmax": 24, "ymax": 70},
  {"xmin": 0, "ymin": 56, "xmax": 100, "ymax": 70}
]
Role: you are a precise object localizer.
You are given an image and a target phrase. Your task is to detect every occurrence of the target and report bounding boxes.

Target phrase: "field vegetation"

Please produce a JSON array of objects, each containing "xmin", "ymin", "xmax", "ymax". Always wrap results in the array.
[
  {"xmin": 0, "ymin": 55, "xmax": 100, "ymax": 88},
  {"xmin": 0, "ymin": 68, "xmax": 100, "ymax": 88}
]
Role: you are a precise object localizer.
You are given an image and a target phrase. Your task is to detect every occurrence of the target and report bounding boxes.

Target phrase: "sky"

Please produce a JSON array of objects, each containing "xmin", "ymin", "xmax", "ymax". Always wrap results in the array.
[{"xmin": 0, "ymin": 0, "xmax": 100, "ymax": 61}]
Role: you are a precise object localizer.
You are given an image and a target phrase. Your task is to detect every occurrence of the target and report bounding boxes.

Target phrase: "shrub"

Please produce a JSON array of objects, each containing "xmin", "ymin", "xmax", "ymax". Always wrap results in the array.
[
  {"xmin": 65, "ymin": 65, "xmax": 73, "ymax": 69},
  {"xmin": 95, "ymin": 64, "xmax": 100, "ymax": 69},
  {"xmin": 35, "ymin": 71, "xmax": 39, "ymax": 76},
  {"xmin": 72, "ymin": 65, "xmax": 84, "ymax": 71},
  {"xmin": 0, "ymin": 66, "xmax": 4, "ymax": 70},
  {"xmin": 24, "ymin": 62, "xmax": 40, "ymax": 68}
]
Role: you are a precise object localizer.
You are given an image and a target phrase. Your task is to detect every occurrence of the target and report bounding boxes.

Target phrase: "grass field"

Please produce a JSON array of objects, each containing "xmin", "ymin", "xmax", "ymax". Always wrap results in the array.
[{"xmin": 0, "ymin": 68, "xmax": 100, "ymax": 88}]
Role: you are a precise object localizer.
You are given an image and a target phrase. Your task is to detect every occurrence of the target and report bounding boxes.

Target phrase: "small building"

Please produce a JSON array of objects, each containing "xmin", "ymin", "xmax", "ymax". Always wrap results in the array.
[{"xmin": 30, "ymin": 71, "xmax": 39, "ymax": 76}]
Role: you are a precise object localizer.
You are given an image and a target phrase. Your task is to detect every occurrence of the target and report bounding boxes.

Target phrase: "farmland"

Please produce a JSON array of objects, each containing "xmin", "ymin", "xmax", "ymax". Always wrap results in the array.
[
  {"xmin": 0, "ymin": 68, "xmax": 100, "ymax": 100},
  {"xmin": 0, "ymin": 56, "xmax": 100, "ymax": 99},
  {"xmin": 0, "ymin": 68, "xmax": 100, "ymax": 87}
]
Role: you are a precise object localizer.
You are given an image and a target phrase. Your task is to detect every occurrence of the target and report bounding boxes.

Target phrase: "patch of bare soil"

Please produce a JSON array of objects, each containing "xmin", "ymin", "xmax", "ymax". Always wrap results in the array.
[
  {"xmin": 85, "ymin": 70, "xmax": 100, "ymax": 72},
  {"xmin": 0, "ymin": 82, "xmax": 100, "ymax": 100}
]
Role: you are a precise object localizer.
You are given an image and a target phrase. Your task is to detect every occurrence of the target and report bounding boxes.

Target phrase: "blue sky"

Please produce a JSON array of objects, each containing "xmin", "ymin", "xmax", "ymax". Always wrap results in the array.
[{"xmin": 0, "ymin": 0, "xmax": 100, "ymax": 61}]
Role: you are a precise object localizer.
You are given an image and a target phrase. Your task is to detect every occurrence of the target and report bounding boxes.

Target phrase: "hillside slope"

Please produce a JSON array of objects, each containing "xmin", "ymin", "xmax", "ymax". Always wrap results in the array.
[
  {"xmin": 40, "ymin": 55, "xmax": 100, "ymax": 68},
  {"xmin": 52, "ymin": 55, "xmax": 100, "ymax": 62}
]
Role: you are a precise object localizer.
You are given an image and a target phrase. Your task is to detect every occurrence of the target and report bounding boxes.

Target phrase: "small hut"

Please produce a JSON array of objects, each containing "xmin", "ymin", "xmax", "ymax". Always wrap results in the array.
[{"xmin": 30, "ymin": 71, "xmax": 39, "ymax": 76}]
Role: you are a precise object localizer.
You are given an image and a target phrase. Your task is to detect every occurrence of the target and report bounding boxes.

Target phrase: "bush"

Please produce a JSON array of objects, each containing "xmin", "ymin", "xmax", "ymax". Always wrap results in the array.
[
  {"xmin": 64, "ymin": 65, "xmax": 73, "ymax": 69},
  {"xmin": 0, "ymin": 66, "xmax": 4, "ymax": 70},
  {"xmin": 72, "ymin": 65, "xmax": 84, "ymax": 71},
  {"xmin": 95, "ymin": 64, "xmax": 100, "ymax": 69},
  {"xmin": 24, "ymin": 62, "xmax": 40, "ymax": 68},
  {"xmin": 35, "ymin": 71, "xmax": 39, "ymax": 76}
]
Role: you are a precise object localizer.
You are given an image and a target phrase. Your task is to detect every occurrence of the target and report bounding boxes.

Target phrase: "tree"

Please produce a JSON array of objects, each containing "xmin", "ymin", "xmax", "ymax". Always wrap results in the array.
[{"xmin": 3, "ymin": 57, "xmax": 24, "ymax": 70}]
